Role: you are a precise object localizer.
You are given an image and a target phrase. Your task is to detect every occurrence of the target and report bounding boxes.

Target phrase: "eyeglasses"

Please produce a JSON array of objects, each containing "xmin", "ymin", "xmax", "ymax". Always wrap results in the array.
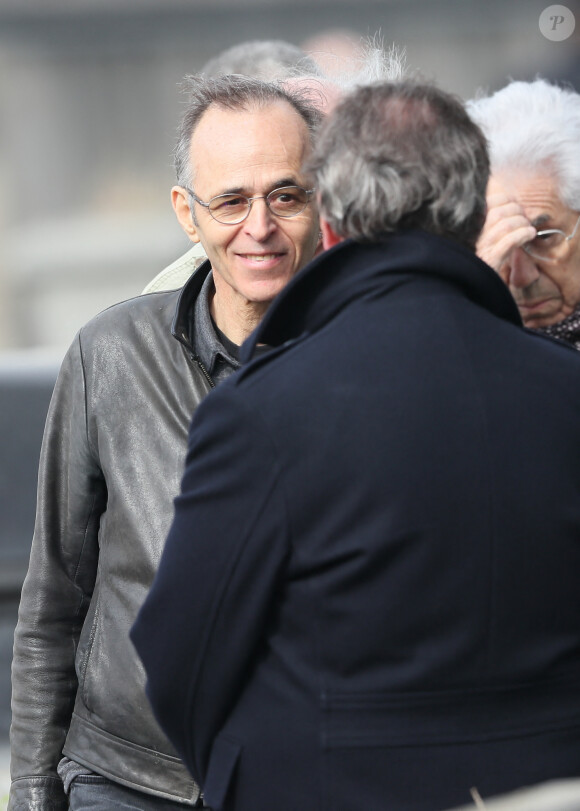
[
  {"xmin": 523, "ymin": 213, "xmax": 580, "ymax": 262},
  {"xmin": 185, "ymin": 185, "xmax": 315, "ymax": 225}
]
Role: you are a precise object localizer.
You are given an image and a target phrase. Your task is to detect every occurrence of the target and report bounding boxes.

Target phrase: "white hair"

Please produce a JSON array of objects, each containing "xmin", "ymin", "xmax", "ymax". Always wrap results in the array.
[
  {"xmin": 327, "ymin": 37, "xmax": 407, "ymax": 93},
  {"xmin": 467, "ymin": 79, "xmax": 580, "ymax": 210}
]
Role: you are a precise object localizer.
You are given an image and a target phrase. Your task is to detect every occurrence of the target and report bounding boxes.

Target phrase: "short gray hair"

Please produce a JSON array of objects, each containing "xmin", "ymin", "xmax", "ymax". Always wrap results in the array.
[
  {"xmin": 467, "ymin": 78, "xmax": 580, "ymax": 211},
  {"xmin": 310, "ymin": 80, "xmax": 489, "ymax": 249},
  {"xmin": 174, "ymin": 75, "xmax": 323, "ymax": 190},
  {"xmin": 201, "ymin": 39, "xmax": 322, "ymax": 81}
]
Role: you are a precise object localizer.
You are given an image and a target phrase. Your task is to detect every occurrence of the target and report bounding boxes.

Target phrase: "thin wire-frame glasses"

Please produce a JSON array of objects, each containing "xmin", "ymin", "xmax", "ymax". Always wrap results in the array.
[
  {"xmin": 523, "ymin": 213, "xmax": 580, "ymax": 262},
  {"xmin": 185, "ymin": 185, "xmax": 315, "ymax": 225}
]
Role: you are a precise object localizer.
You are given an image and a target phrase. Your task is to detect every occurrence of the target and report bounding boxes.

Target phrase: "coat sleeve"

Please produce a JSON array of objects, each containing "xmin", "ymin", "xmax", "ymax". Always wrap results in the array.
[
  {"xmin": 9, "ymin": 333, "xmax": 106, "ymax": 811},
  {"xmin": 131, "ymin": 381, "xmax": 289, "ymax": 788}
]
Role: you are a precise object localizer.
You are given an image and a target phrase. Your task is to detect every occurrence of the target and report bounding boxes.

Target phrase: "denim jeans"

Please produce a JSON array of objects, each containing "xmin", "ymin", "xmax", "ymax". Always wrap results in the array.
[{"xmin": 68, "ymin": 775, "xmax": 207, "ymax": 810}]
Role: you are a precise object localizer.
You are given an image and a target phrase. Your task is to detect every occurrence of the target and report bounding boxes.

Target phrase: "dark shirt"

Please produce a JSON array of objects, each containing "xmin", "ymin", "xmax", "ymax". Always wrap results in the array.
[{"xmin": 192, "ymin": 271, "xmax": 242, "ymax": 385}]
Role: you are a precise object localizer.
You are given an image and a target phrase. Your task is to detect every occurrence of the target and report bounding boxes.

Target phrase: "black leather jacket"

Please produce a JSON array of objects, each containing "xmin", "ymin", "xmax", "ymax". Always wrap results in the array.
[{"xmin": 9, "ymin": 263, "xmax": 214, "ymax": 809}]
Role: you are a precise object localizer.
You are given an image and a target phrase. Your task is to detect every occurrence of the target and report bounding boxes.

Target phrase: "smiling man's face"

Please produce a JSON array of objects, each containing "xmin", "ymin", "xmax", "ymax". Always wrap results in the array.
[
  {"xmin": 180, "ymin": 100, "xmax": 320, "ymax": 326},
  {"xmin": 489, "ymin": 170, "xmax": 580, "ymax": 328}
]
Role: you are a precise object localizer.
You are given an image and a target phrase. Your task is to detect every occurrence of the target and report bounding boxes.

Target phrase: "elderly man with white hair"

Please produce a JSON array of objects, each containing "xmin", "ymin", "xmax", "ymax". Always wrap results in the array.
[{"xmin": 469, "ymin": 79, "xmax": 580, "ymax": 348}]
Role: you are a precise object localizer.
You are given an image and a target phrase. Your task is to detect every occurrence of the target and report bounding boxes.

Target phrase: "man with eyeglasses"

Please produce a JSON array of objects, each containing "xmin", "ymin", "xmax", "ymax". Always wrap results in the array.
[
  {"xmin": 169, "ymin": 96, "xmax": 319, "ymax": 351},
  {"xmin": 141, "ymin": 38, "xmax": 325, "ymax": 295},
  {"xmin": 468, "ymin": 79, "xmax": 580, "ymax": 349},
  {"xmin": 8, "ymin": 75, "xmax": 321, "ymax": 811}
]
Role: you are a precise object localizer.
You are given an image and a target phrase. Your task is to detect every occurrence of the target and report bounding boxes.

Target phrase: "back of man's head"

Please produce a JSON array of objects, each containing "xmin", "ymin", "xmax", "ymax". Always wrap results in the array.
[
  {"xmin": 201, "ymin": 39, "xmax": 322, "ymax": 81},
  {"xmin": 310, "ymin": 80, "xmax": 489, "ymax": 250}
]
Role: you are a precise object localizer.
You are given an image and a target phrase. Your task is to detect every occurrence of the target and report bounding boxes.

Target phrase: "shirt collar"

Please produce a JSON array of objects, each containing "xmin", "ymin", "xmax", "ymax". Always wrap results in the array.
[{"xmin": 192, "ymin": 270, "xmax": 241, "ymax": 377}]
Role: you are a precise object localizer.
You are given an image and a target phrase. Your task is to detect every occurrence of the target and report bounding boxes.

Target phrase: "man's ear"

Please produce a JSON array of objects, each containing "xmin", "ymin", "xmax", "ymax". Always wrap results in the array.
[
  {"xmin": 320, "ymin": 216, "xmax": 344, "ymax": 251},
  {"xmin": 171, "ymin": 186, "xmax": 201, "ymax": 243}
]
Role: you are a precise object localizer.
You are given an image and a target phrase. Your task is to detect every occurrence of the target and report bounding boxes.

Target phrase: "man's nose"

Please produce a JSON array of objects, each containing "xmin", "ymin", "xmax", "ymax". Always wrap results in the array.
[
  {"xmin": 503, "ymin": 247, "xmax": 541, "ymax": 290},
  {"xmin": 243, "ymin": 198, "xmax": 277, "ymax": 240}
]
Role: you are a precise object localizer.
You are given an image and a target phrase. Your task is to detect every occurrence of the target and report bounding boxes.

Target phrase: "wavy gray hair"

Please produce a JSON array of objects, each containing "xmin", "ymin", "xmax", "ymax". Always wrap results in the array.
[
  {"xmin": 310, "ymin": 80, "xmax": 490, "ymax": 249},
  {"xmin": 174, "ymin": 75, "xmax": 322, "ymax": 190},
  {"xmin": 467, "ymin": 78, "xmax": 580, "ymax": 211}
]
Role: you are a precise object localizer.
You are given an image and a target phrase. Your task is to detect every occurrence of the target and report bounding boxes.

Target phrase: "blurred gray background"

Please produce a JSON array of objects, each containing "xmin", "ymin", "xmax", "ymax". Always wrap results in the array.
[{"xmin": 0, "ymin": 0, "xmax": 579, "ymax": 760}]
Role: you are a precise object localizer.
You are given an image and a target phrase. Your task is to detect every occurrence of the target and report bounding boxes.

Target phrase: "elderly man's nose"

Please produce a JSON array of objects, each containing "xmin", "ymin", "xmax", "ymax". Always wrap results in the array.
[{"xmin": 505, "ymin": 247, "xmax": 541, "ymax": 289}]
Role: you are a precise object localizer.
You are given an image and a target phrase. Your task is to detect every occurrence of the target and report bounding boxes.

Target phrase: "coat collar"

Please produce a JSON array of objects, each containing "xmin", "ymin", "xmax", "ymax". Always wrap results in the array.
[
  {"xmin": 171, "ymin": 259, "xmax": 213, "ymax": 351},
  {"xmin": 242, "ymin": 231, "xmax": 523, "ymax": 361}
]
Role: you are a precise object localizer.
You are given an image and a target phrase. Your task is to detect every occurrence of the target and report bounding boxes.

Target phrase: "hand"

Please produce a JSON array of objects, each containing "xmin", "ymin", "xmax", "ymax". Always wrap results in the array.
[{"xmin": 477, "ymin": 193, "xmax": 537, "ymax": 272}]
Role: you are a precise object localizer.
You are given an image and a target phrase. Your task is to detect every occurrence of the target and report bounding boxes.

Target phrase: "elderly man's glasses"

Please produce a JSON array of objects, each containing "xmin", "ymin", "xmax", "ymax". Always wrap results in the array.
[
  {"xmin": 186, "ymin": 185, "xmax": 315, "ymax": 225},
  {"xmin": 523, "ymin": 213, "xmax": 580, "ymax": 262}
]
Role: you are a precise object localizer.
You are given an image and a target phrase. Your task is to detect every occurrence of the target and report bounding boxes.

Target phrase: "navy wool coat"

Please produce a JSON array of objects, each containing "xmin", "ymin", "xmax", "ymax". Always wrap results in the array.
[{"xmin": 132, "ymin": 232, "xmax": 580, "ymax": 811}]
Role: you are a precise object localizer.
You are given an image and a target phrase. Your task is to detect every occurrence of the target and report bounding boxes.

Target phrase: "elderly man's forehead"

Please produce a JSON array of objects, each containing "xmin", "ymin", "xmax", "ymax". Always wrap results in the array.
[{"xmin": 488, "ymin": 167, "xmax": 566, "ymax": 209}]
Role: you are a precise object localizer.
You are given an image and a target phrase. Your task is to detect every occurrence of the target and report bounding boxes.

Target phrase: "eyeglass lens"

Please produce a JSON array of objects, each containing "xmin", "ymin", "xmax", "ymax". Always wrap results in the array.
[
  {"xmin": 209, "ymin": 186, "xmax": 309, "ymax": 223},
  {"xmin": 524, "ymin": 230, "xmax": 566, "ymax": 261},
  {"xmin": 524, "ymin": 214, "xmax": 580, "ymax": 261}
]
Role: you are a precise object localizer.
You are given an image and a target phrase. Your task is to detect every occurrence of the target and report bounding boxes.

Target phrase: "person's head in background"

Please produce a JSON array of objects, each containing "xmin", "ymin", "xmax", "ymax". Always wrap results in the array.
[
  {"xmin": 203, "ymin": 35, "xmax": 407, "ymax": 116},
  {"xmin": 201, "ymin": 39, "xmax": 323, "ymax": 81},
  {"xmin": 300, "ymin": 28, "xmax": 365, "ymax": 78},
  {"xmin": 468, "ymin": 79, "xmax": 580, "ymax": 346}
]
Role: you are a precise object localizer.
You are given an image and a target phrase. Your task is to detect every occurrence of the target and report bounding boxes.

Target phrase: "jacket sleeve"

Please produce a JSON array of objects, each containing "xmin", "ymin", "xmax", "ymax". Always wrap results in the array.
[
  {"xmin": 9, "ymin": 333, "xmax": 106, "ymax": 811},
  {"xmin": 131, "ymin": 381, "xmax": 289, "ymax": 788}
]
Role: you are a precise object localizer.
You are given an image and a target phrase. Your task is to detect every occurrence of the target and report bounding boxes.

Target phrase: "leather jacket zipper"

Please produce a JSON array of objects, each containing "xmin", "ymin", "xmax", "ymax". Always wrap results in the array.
[{"xmin": 192, "ymin": 355, "xmax": 215, "ymax": 389}]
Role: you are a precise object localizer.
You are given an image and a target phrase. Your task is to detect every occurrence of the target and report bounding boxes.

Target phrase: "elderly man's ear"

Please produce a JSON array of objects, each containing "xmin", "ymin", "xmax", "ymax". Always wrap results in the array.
[
  {"xmin": 320, "ymin": 217, "xmax": 343, "ymax": 251},
  {"xmin": 171, "ymin": 186, "xmax": 202, "ymax": 244}
]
